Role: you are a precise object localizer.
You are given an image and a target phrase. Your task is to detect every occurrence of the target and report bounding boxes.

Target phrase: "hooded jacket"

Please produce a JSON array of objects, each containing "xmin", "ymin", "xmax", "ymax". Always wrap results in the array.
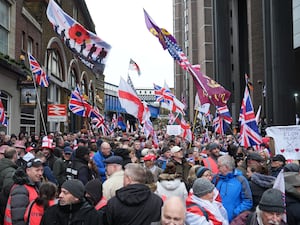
[
  {"xmin": 40, "ymin": 200, "xmax": 102, "ymax": 225},
  {"xmin": 213, "ymin": 169, "xmax": 252, "ymax": 222},
  {"xmin": 249, "ymin": 172, "xmax": 275, "ymax": 211},
  {"xmin": 155, "ymin": 173, "xmax": 188, "ymax": 202},
  {"xmin": 0, "ymin": 158, "xmax": 18, "ymax": 193},
  {"xmin": 105, "ymin": 183, "xmax": 163, "ymax": 225}
]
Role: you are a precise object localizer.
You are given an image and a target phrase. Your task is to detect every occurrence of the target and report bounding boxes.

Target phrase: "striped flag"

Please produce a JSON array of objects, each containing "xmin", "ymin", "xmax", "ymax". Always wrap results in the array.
[
  {"xmin": 68, "ymin": 86, "xmax": 93, "ymax": 117},
  {"xmin": 239, "ymin": 80, "xmax": 262, "ymax": 147},
  {"xmin": 0, "ymin": 98, "xmax": 7, "ymax": 127},
  {"xmin": 28, "ymin": 52, "xmax": 49, "ymax": 87}
]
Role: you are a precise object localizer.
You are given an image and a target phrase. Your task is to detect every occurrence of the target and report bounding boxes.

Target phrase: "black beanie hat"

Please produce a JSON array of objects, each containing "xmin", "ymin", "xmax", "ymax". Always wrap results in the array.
[
  {"xmin": 259, "ymin": 188, "xmax": 285, "ymax": 213},
  {"xmin": 75, "ymin": 146, "xmax": 90, "ymax": 160},
  {"xmin": 61, "ymin": 179, "xmax": 85, "ymax": 199},
  {"xmin": 85, "ymin": 179, "xmax": 103, "ymax": 204}
]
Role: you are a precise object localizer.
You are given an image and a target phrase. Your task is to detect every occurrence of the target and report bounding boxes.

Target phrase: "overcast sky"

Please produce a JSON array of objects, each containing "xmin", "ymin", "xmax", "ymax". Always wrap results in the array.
[{"xmin": 85, "ymin": 0, "xmax": 174, "ymax": 88}]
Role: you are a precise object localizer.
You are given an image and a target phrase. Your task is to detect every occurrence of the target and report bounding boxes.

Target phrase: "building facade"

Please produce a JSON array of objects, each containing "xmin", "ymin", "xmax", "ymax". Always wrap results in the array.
[
  {"xmin": 174, "ymin": 0, "xmax": 299, "ymax": 126},
  {"xmin": 0, "ymin": 0, "xmax": 105, "ymax": 135}
]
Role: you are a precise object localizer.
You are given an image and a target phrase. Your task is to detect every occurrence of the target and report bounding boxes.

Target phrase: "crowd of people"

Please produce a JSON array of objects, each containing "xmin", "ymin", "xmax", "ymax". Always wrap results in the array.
[{"xmin": 0, "ymin": 129, "xmax": 299, "ymax": 225}]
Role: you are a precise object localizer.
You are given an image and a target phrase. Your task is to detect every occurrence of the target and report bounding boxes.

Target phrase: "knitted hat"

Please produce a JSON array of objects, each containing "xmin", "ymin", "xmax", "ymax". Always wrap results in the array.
[
  {"xmin": 206, "ymin": 143, "xmax": 220, "ymax": 151},
  {"xmin": 192, "ymin": 178, "xmax": 214, "ymax": 197},
  {"xmin": 259, "ymin": 188, "xmax": 285, "ymax": 213},
  {"xmin": 75, "ymin": 146, "xmax": 90, "ymax": 159},
  {"xmin": 61, "ymin": 179, "xmax": 85, "ymax": 199},
  {"xmin": 196, "ymin": 167, "xmax": 210, "ymax": 178},
  {"xmin": 85, "ymin": 179, "xmax": 103, "ymax": 204}
]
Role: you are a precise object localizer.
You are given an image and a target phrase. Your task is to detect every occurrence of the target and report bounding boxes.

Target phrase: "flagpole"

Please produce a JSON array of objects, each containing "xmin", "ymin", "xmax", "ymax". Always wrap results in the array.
[
  {"xmin": 190, "ymin": 109, "xmax": 198, "ymax": 148},
  {"xmin": 31, "ymin": 72, "xmax": 48, "ymax": 136}
]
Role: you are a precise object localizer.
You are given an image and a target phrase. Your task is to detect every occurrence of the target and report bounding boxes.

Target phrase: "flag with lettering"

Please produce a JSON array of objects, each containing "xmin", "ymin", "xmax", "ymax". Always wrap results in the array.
[
  {"xmin": 28, "ymin": 53, "xmax": 49, "ymax": 87},
  {"xmin": 46, "ymin": 0, "xmax": 111, "ymax": 73},
  {"xmin": 144, "ymin": 9, "xmax": 231, "ymax": 107}
]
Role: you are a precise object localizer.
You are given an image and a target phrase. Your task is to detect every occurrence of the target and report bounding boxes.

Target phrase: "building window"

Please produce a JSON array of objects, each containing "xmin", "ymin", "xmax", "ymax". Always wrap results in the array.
[
  {"xmin": 0, "ymin": 91, "xmax": 9, "ymax": 132},
  {"xmin": 27, "ymin": 37, "xmax": 33, "ymax": 54},
  {"xmin": 69, "ymin": 69, "xmax": 77, "ymax": 89},
  {"xmin": 48, "ymin": 50, "xmax": 63, "ymax": 80},
  {"xmin": 0, "ymin": 0, "xmax": 9, "ymax": 54},
  {"xmin": 73, "ymin": 5, "xmax": 78, "ymax": 20}
]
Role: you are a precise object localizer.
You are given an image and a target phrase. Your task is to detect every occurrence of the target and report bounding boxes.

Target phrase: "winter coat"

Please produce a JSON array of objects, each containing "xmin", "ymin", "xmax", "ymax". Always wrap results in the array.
[
  {"xmin": 249, "ymin": 172, "xmax": 275, "ymax": 211},
  {"xmin": 103, "ymin": 170, "xmax": 124, "ymax": 200},
  {"xmin": 155, "ymin": 174, "xmax": 188, "ymax": 202},
  {"xmin": 0, "ymin": 158, "xmax": 18, "ymax": 193},
  {"xmin": 53, "ymin": 158, "xmax": 72, "ymax": 187},
  {"xmin": 170, "ymin": 158, "xmax": 191, "ymax": 183},
  {"xmin": 66, "ymin": 158, "xmax": 94, "ymax": 185},
  {"xmin": 285, "ymin": 178, "xmax": 300, "ymax": 225},
  {"xmin": 4, "ymin": 168, "xmax": 40, "ymax": 225},
  {"xmin": 93, "ymin": 151, "xmax": 112, "ymax": 182},
  {"xmin": 105, "ymin": 183, "xmax": 163, "ymax": 225},
  {"xmin": 41, "ymin": 200, "xmax": 103, "ymax": 225},
  {"xmin": 213, "ymin": 169, "xmax": 253, "ymax": 222},
  {"xmin": 186, "ymin": 194, "xmax": 229, "ymax": 225}
]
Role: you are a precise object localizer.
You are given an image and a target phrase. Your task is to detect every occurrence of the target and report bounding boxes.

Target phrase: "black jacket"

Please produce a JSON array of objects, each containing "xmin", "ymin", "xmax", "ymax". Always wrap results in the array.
[
  {"xmin": 41, "ymin": 200, "xmax": 103, "ymax": 225},
  {"xmin": 105, "ymin": 183, "xmax": 163, "ymax": 225}
]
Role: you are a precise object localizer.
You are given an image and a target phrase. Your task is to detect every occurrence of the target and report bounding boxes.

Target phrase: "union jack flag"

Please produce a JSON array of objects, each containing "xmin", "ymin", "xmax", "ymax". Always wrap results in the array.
[
  {"xmin": 90, "ymin": 107, "xmax": 104, "ymax": 128},
  {"xmin": 0, "ymin": 98, "xmax": 7, "ymax": 127},
  {"xmin": 111, "ymin": 113, "xmax": 117, "ymax": 129},
  {"xmin": 239, "ymin": 84, "xmax": 262, "ymax": 147},
  {"xmin": 28, "ymin": 53, "xmax": 49, "ymax": 87},
  {"xmin": 153, "ymin": 83, "xmax": 185, "ymax": 115},
  {"xmin": 68, "ymin": 86, "xmax": 93, "ymax": 117}
]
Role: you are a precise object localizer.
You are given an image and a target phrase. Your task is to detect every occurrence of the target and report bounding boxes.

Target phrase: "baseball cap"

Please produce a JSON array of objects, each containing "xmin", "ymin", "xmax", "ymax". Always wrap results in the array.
[
  {"xmin": 26, "ymin": 158, "xmax": 43, "ymax": 168},
  {"xmin": 103, "ymin": 156, "xmax": 123, "ymax": 165},
  {"xmin": 143, "ymin": 154, "xmax": 156, "ymax": 161},
  {"xmin": 171, "ymin": 146, "xmax": 182, "ymax": 153},
  {"xmin": 63, "ymin": 146, "xmax": 73, "ymax": 154}
]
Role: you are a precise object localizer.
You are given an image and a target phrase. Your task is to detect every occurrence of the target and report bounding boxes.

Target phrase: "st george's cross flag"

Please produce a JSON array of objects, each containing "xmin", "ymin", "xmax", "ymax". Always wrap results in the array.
[
  {"xmin": 118, "ymin": 77, "xmax": 150, "ymax": 124},
  {"xmin": 129, "ymin": 58, "xmax": 141, "ymax": 76},
  {"xmin": 28, "ymin": 53, "xmax": 49, "ymax": 87}
]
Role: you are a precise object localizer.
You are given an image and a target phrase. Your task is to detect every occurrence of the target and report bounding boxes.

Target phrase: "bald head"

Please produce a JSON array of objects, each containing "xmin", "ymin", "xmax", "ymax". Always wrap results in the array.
[{"xmin": 161, "ymin": 196, "xmax": 186, "ymax": 225}]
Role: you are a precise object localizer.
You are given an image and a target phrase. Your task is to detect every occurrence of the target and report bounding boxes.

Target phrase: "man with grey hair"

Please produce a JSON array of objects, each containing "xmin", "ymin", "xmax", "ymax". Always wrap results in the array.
[
  {"xmin": 213, "ymin": 155, "xmax": 252, "ymax": 222},
  {"xmin": 105, "ymin": 163, "xmax": 163, "ymax": 225},
  {"xmin": 247, "ymin": 188, "xmax": 287, "ymax": 225}
]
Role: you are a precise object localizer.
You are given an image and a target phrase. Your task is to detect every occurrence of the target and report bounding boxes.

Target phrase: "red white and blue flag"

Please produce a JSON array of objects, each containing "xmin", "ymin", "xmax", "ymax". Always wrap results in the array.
[
  {"xmin": 46, "ymin": 0, "xmax": 111, "ymax": 73},
  {"xmin": 213, "ymin": 105, "xmax": 232, "ymax": 135},
  {"xmin": 28, "ymin": 53, "xmax": 49, "ymax": 87},
  {"xmin": 144, "ymin": 9, "xmax": 231, "ymax": 107},
  {"xmin": 0, "ymin": 98, "xmax": 7, "ymax": 127},
  {"xmin": 68, "ymin": 86, "xmax": 93, "ymax": 117},
  {"xmin": 239, "ymin": 84, "xmax": 262, "ymax": 147},
  {"xmin": 111, "ymin": 113, "xmax": 117, "ymax": 129},
  {"xmin": 153, "ymin": 83, "xmax": 185, "ymax": 115}
]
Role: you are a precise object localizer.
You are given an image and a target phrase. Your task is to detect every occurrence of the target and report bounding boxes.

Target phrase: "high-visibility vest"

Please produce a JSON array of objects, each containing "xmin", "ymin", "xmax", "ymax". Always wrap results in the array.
[
  {"xmin": 4, "ymin": 184, "xmax": 38, "ymax": 225},
  {"xmin": 203, "ymin": 157, "xmax": 219, "ymax": 175},
  {"xmin": 24, "ymin": 199, "xmax": 57, "ymax": 225},
  {"xmin": 95, "ymin": 196, "xmax": 107, "ymax": 210}
]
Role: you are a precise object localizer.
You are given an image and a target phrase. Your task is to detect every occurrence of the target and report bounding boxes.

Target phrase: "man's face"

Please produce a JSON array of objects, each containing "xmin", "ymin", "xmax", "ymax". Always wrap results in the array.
[
  {"xmin": 26, "ymin": 166, "xmax": 43, "ymax": 183},
  {"xmin": 161, "ymin": 202, "xmax": 185, "ymax": 225},
  {"xmin": 106, "ymin": 164, "xmax": 117, "ymax": 176},
  {"xmin": 42, "ymin": 148, "xmax": 51, "ymax": 158},
  {"xmin": 261, "ymin": 211, "xmax": 283, "ymax": 225},
  {"xmin": 164, "ymin": 151, "xmax": 171, "ymax": 159},
  {"xmin": 63, "ymin": 152, "xmax": 72, "ymax": 160},
  {"xmin": 134, "ymin": 142, "xmax": 141, "ymax": 150},
  {"xmin": 173, "ymin": 150, "xmax": 183, "ymax": 159},
  {"xmin": 217, "ymin": 160, "xmax": 229, "ymax": 176},
  {"xmin": 59, "ymin": 188, "xmax": 79, "ymax": 206},
  {"xmin": 271, "ymin": 160, "xmax": 283, "ymax": 169},
  {"xmin": 101, "ymin": 143, "xmax": 111, "ymax": 156},
  {"xmin": 144, "ymin": 160, "xmax": 154, "ymax": 168},
  {"xmin": 210, "ymin": 148, "xmax": 220, "ymax": 157}
]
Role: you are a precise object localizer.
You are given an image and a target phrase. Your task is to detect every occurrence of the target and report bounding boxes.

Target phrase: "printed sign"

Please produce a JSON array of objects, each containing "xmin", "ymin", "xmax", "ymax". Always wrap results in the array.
[{"xmin": 48, "ymin": 104, "xmax": 67, "ymax": 122}]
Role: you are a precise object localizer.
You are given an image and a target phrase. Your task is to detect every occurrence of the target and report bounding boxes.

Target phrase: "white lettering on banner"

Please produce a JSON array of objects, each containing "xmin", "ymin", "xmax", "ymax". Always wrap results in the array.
[{"xmin": 266, "ymin": 125, "xmax": 300, "ymax": 160}]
